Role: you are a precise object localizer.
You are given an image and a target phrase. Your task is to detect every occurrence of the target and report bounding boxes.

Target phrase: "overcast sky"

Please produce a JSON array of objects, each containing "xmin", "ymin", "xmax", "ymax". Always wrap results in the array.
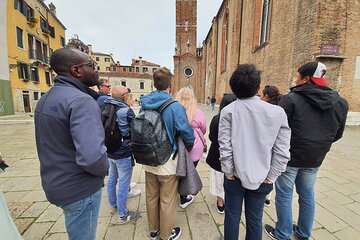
[{"xmin": 48, "ymin": 0, "xmax": 223, "ymax": 70}]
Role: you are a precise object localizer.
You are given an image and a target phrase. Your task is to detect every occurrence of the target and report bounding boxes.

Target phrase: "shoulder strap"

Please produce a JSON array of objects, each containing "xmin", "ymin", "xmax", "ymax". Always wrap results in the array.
[{"xmin": 157, "ymin": 99, "xmax": 176, "ymax": 113}]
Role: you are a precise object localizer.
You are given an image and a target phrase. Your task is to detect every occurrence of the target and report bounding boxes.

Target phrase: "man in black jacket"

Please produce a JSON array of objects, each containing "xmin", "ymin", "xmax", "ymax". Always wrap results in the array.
[{"xmin": 265, "ymin": 62, "xmax": 348, "ymax": 240}]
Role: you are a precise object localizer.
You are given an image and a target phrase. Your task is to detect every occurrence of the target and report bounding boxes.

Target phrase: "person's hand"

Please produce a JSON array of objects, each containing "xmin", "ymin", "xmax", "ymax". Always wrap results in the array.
[
  {"xmin": 263, "ymin": 178, "xmax": 273, "ymax": 184},
  {"xmin": 226, "ymin": 175, "xmax": 235, "ymax": 180}
]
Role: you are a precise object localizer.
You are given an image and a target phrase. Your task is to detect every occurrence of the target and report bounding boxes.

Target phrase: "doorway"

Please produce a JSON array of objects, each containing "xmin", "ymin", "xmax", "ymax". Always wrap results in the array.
[{"xmin": 22, "ymin": 92, "xmax": 31, "ymax": 113}]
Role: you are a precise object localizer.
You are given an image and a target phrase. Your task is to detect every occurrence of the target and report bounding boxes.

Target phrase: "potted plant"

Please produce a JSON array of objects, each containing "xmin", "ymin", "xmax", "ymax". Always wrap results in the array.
[{"xmin": 27, "ymin": 17, "xmax": 38, "ymax": 27}]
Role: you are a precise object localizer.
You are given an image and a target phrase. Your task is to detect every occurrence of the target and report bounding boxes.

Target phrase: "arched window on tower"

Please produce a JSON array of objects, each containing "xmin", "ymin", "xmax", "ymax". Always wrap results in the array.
[{"xmin": 220, "ymin": 11, "xmax": 229, "ymax": 73}]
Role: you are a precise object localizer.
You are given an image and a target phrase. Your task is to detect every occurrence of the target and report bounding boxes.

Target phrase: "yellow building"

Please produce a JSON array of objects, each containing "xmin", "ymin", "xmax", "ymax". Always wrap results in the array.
[
  {"xmin": 88, "ymin": 45, "xmax": 115, "ymax": 73},
  {"xmin": 7, "ymin": 0, "xmax": 66, "ymax": 113}
]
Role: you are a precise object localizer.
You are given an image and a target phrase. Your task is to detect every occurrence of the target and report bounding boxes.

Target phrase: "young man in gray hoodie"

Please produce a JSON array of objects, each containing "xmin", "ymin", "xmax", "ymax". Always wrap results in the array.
[{"xmin": 219, "ymin": 64, "xmax": 291, "ymax": 240}]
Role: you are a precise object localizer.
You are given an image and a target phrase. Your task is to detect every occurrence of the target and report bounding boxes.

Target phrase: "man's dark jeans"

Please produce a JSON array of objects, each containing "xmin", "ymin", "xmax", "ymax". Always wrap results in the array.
[{"xmin": 224, "ymin": 177, "xmax": 273, "ymax": 240}]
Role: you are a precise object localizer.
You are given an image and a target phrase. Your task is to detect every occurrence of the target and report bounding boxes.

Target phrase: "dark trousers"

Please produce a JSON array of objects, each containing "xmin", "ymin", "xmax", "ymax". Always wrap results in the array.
[{"xmin": 224, "ymin": 177, "xmax": 273, "ymax": 240}]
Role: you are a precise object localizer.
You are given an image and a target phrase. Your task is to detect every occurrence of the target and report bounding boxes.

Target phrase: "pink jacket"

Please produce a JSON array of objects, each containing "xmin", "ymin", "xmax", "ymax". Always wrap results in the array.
[{"xmin": 189, "ymin": 108, "xmax": 207, "ymax": 162}]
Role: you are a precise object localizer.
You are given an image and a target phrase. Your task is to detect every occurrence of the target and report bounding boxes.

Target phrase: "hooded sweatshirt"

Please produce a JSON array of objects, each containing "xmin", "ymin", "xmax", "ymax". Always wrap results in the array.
[
  {"xmin": 279, "ymin": 84, "xmax": 348, "ymax": 168},
  {"xmin": 140, "ymin": 91, "xmax": 194, "ymax": 175}
]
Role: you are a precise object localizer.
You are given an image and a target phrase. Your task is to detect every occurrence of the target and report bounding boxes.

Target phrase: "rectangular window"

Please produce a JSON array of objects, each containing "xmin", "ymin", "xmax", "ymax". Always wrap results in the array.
[
  {"xmin": 34, "ymin": 92, "xmax": 39, "ymax": 100},
  {"xmin": 31, "ymin": 67, "xmax": 39, "ymax": 83},
  {"xmin": 14, "ymin": 0, "xmax": 24, "ymax": 13},
  {"xmin": 17, "ymin": 62, "xmax": 30, "ymax": 80},
  {"xmin": 60, "ymin": 36, "xmax": 65, "ymax": 47},
  {"xmin": 97, "ymin": 66, "xmax": 100, "ymax": 71},
  {"xmin": 45, "ymin": 71, "xmax": 51, "ymax": 85},
  {"xmin": 152, "ymin": 68, "xmax": 157, "ymax": 73},
  {"xmin": 96, "ymin": 57, "xmax": 99, "ymax": 61},
  {"xmin": 106, "ymin": 67, "xmax": 110, "ymax": 71},
  {"xmin": 140, "ymin": 82, "xmax": 144, "ymax": 90},
  {"xmin": 129, "ymin": 68, "xmax": 132, "ymax": 72},
  {"xmin": 260, "ymin": 0, "xmax": 271, "ymax": 45},
  {"xmin": 143, "ymin": 67, "xmax": 148, "ymax": 73},
  {"xmin": 113, "ymin": 66, "xmax": 117, "ymax": 71},
  {"xmin": 41, "ymin": 92, "xmax": 45, "ymax": 96},
  {"xmin": 121, "ymin": 81, "xmax": 126, "ymax": 87},
  {"xmin": 16, "ymin": 27, "xmax": 24, "ymax": 48},
  {"xmin": 123, "ymin": 67, "xmax": 127, "ymax": 72},
  {"xmin": 136, "ymin": 67, "xmax": 139, "ymax": 73},
  {"xmin": 105, "ymin": 58, "xmax": 110, "ymax": 62}
]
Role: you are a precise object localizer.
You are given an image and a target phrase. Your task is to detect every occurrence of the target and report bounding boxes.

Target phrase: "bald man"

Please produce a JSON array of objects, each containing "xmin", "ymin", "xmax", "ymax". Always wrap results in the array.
[
  {"xmin": 35, "ymin": 48, "xmax": 109, "ymax": 240},
  {"xmin": 103, "ymin": 85, "xmax": 141, "ymax": 224}
]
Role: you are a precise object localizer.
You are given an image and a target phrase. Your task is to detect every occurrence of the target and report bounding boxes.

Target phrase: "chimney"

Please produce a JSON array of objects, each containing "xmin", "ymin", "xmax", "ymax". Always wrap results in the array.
[
  {"xmin": 87, "ymin": 44, "xmax": 93, "ymax": 54},
  {"xmin": 49, "ymin": 2, "xmax": 56, "ymax": 16},
  {"xmin": 139, "ymin": 56, "xmax": 143, "ymax": 73}
]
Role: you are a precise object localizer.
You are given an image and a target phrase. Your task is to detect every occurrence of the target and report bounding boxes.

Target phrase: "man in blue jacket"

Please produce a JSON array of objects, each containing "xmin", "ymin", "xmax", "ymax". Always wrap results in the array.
[
  {"xmin": 140, "ymin": 67, "xmax": 194, "ymax": 240},
  {"xmin": 104, "ymin": 85, "xmax": 141, "ymax": 224},
  {"xmin": 35, "ymin": 48, "xmax": 109, "ymax": 240}
]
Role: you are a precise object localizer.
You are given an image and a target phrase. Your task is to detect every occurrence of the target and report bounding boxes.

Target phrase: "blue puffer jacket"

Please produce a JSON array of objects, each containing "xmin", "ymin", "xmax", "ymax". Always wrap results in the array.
[
  {"xmin": 103, "ymin": 97, "xmax": 135, "ymax": 160},
  {"xmin": 140, "ymin": 91, "xmax": 194, "ymax": 151}
]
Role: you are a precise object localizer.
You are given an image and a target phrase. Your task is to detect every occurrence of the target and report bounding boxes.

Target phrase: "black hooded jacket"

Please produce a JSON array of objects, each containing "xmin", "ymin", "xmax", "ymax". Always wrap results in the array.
[{"xmin": 279, "ymin": 84, "xmax": 348, "ymax": 168}]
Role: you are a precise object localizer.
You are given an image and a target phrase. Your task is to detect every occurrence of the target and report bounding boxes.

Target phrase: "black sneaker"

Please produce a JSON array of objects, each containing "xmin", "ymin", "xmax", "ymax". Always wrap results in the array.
[
  {"xmin": 293, "ymin": 224, "xmax": 309, "ymax": 240},
  {"xmin": 264, "ymin": 224, "xmax": 277, "ymax": 240},
  {"xmin": 168, "ymin": 227, "xmax": 182, "ymax": 240},
  {"xmin": 180, "ymin": 195, "xmax": 194, "ymax": 209},
  {"xmin": 149, "ymin": 229, "xmax": 160, "ymax": 240},
  {"xmin": 264, "ymin": 199, "xmax": 271, "ymax": 207},
  {"xmin": 217, "ymin": 202, "xmax": 225, "ymax": 214},
  {"xmin": 117, "ymin": 210, "xmax": 140, "ymax": 224}
]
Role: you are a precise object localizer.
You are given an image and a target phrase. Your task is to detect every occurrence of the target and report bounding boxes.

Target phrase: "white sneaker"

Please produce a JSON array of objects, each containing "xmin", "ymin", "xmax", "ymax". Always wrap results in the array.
[
  {"xmin": 129, "ymin": 182, "xmax": 137, "ymax": 189},
  {"xmin": 128, "ymin": 188, "xmax": 141, "ymax": 198}
]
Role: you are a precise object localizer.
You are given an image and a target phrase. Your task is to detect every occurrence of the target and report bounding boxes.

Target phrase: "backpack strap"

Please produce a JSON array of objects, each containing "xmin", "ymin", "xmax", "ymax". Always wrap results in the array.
[{"xmin": 157, "ymin": 99, "xmax": 176, "ymax": 113}]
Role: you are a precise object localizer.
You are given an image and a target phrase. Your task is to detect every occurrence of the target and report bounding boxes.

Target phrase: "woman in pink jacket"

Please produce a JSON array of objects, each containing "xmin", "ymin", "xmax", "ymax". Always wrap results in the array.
[{"xmin": 175, "ymin": 86, "xmax": 207, "ymax": 209}]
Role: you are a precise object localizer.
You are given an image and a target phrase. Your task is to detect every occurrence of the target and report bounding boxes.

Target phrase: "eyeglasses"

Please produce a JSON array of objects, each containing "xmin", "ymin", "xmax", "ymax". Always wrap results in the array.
[
  {"xmin": 73, "ymin": 61, "xmax": 95, "ymax": 70},
  {"xmin": 102, "ymin": 85, "xmax": 111, "ymax": 89}
]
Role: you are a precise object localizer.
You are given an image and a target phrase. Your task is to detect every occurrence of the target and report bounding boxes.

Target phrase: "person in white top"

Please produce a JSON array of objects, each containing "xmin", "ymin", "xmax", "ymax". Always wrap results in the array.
[{"xmin": 219, "ymin": 64, "xmax": 291, "ymax": 240}]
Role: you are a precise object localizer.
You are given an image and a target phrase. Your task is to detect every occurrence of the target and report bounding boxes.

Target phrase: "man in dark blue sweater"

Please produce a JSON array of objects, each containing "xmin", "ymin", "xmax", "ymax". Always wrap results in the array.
[{"xmin": 35, "ymin": 48, "xmax": 109, "ymax": 240}]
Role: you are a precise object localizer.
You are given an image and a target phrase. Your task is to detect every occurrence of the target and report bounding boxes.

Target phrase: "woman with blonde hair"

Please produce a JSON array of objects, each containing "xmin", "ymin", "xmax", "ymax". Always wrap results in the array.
[{"xmin": 175, "ymin": 86, "xmax": 207, "ymax": 209}]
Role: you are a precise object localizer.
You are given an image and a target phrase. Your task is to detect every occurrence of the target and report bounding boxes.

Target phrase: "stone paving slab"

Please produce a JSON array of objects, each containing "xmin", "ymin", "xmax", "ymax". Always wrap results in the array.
[{"xmin": 1, "ymin": 105, "xmax": 360, "ymax": 239}]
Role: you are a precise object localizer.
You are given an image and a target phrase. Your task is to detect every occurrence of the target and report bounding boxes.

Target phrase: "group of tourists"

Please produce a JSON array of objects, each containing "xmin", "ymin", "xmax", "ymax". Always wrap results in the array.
[{"xmin": 33, "ymin": 47, "xmax": 348, "ymax": 240}]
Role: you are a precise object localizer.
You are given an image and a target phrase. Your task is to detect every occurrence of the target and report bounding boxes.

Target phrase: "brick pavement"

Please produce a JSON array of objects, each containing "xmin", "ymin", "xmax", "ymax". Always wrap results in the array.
[{"xmin": 0, "ymin": 105, "xmax": 360, "ymax": 240}]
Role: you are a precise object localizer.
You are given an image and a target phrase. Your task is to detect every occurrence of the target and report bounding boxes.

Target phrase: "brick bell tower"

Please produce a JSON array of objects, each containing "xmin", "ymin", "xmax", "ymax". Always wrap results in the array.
[{"xmin": 173, "ymin": 0, "xmax": 202, "ymax": 99}]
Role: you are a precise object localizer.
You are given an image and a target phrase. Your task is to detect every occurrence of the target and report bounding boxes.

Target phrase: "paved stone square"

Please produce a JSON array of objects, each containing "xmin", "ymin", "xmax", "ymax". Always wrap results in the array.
[{"xmin": 1, "ymin": 105, "xmax": 360, "ymax": 240}]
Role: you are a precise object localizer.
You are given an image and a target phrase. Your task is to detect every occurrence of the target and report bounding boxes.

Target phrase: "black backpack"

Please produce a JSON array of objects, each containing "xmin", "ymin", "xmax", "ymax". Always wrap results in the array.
[
  {"xmin": 100, "ymin": 103, "xmax": 123, "ymax": 153},
  {"xmin": 131, "ymin": 99, "xmax": 176, "ymax": 166}
]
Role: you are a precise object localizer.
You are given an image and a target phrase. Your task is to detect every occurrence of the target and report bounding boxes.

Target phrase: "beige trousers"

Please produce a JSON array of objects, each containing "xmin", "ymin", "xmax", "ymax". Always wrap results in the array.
[{"xmin": 145, "ymin": 171, "xmax": 179, "ymax": 239}]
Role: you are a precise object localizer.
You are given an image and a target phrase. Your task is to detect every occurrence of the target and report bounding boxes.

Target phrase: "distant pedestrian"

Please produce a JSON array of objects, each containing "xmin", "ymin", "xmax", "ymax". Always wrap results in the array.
[
  {"xmin": 219, "ymin": 64, "xmax": 291, "ymax": 240},
  {"xmin": 265, "ymin": 61, "xmax": 348, "ymax": 240},
  {"xmin": 140, "ymin": 67, "xmax": 194, "ymax": 240},
  {"xmin": 206, "ymin": 96, "xmax": 211, "ymax": 110},
  {"xmin": 210, "ymin": 96, "xmax": 216, "ymax": 111},
  {"xmin": 206, "ymin": 93, "xmax": 237, "ymax": 214},
  {"xmin": 104, "ymin": 85, "xmax": 141, "ymax": 224},
  {"xmin": 260, "ymin": 85, "xmax": 282, "ymax": 207},
  {"xmin": 35, "ymin": 48, "xmax": 109, "ymax": 240},
  {"xmin": 175, "ymin": 86, "xmax": 207, "ymax": 209}
]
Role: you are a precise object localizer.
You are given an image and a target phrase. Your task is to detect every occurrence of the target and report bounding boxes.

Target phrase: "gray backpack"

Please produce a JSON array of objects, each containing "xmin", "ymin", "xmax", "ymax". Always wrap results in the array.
[{"xmin": 131, "ymin": 99, "xmax": 176, "ymax": 166}]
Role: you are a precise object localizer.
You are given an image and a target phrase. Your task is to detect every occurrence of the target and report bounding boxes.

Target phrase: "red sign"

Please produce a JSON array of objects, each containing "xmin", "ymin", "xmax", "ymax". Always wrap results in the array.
[{"xmin": 320, "ymin": 44, "xmax": 339, "ymax": 55}]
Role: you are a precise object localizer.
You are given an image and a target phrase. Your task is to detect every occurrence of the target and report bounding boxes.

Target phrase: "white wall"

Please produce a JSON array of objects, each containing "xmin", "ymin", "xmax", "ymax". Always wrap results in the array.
[{"xmin": 0, "ymin": 0, "xmax": 9, "ymax": 81}]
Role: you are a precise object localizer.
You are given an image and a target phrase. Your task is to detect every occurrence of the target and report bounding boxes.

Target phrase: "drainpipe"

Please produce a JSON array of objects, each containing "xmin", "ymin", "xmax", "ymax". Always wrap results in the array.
[
  {"xmin": 214, "ymin": 18, "xmax": 219, "ymax": 97},
  {"xmin": 237, "ymin": 0, "xmax": 244, "ymax": 65}
]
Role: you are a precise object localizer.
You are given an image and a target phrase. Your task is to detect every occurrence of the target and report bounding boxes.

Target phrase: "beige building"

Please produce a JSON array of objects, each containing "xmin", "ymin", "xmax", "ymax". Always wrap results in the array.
[
  {"xmin": 89, "ymin": 45, "xmax": 115, "ymax": 73},
  {"xmin": 180, "ymin": 0, "xmax": 360, "ymax": 122},
  {"xmin": 99, "ymin": 72, "xmax": 153, "ymax": 101}
]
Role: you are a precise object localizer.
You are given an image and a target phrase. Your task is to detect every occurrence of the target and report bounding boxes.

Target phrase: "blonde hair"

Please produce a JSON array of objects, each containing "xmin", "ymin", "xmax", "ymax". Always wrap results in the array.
[{"xmin": 175, "ymin": 86, "xmax": 197, "ymax": 123}]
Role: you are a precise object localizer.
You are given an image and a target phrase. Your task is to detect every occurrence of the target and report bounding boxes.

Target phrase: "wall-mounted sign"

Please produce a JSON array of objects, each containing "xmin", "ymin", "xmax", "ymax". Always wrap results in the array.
[{"xmin": 320, "ymin": 44, "xmax": 339, "ymax": 55}]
